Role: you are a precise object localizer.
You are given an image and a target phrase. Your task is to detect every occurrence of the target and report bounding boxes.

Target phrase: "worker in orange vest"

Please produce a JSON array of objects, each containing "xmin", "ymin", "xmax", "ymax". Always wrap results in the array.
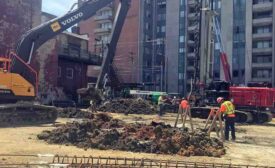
[
  {"xmin": 180, "ymin": 97, "xmax": 189, "ymax": 111},
  {"xmin": 217, "ymin": 97, "xmax": 236, "ymax": 141}
]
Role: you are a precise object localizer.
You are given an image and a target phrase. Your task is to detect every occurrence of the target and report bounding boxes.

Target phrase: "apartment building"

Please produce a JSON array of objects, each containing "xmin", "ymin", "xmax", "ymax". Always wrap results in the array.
[
  {"xmin": 212, "ymin": 0, "xmax": 274, "ymax": 86},
  {"xmin": 246, "ymin": 0, "xmax": 274, "ymax": 85},
  {"xmin": 78, "ymin": 0, "xmax": 141, "ymax": 84},
  {"xmin": 139, "ymin": 0, "xmax": 188, "ymax": 93}
]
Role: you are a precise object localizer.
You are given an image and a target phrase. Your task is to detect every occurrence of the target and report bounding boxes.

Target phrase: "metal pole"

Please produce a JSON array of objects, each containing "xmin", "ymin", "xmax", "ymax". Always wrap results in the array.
[
  {"xmin": 101, "ymin": 40, "xmax": 104, "ymax": 57},
  {"xmin": 160, "ymin": 64, "xmax": 163, "ymax": 91}
]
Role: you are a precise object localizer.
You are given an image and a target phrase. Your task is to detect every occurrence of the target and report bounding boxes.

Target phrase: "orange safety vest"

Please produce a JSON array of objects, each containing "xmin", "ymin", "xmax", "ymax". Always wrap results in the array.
[{"xmin": 181, "ymin": 100, "xmax": 189, "ymax": 109}]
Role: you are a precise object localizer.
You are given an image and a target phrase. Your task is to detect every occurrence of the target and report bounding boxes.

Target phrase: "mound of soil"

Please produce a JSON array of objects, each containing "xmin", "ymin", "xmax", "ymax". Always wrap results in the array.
[
  {"xmin": 38, "ymin": 113, "xmax": 225, "ymax": 157},
  {"xmin": 98, "ymin": 98, "xmax": 156, "ymax": 115}
]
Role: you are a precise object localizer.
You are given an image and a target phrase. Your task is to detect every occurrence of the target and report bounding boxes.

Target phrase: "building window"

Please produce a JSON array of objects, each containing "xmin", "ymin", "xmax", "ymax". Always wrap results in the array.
[
  {"xmin": 179, "ymin": 48, "xmax": 185, "ymax": 53},
  {"xmin": 161, "ymin": 26, "xmax": 166, "ymax": 33},
  {"xmin": 180, "ymin": 11, "xmax": 185, "ymax": 17},
  {"xmin": 233, "ymin": 70, "xmax": 239, "ymax": 77},
  {"xmin": 253, "ymin": 25, "xmax": 272, "ymax": 34},
  {"xmin": 252, "ymin": 54, "xmax": 272, "ymax": 63},
  {"xmin": 179, "ymin": 73, "xmax": 184, "ymax": 80},
  {"xmin": 58, "ymin": 67, "xmax": 61, "ymax": 78},
  {"xmin": 253, "ymin": 0, "xmax": 272, "ymax": 4},
  {"xmin": 217, "ymin": 0, "xmax": 221, "ymax": 8},
  {"xmin": 252, "ymin": 68, "xmax": 272, "ymax": 78},
  {"xmin": 66, "ymin": 68, "xmax": 74, "ymax": 79},
  {"xmin": 100, "ymin": 22, "xmax": 112, "ymax": 29},
  {"xmin": 179, "ymin": 35, "xmax": 185, "ymax": 43},
  {"xmin": 253, "ymin": 11, "xmax": 273, "ymax": 19},
  {"xmin": 98, "ymin": 10, "xmax": 112, "ymax": 17},
  {"xmin": 253, "ymin": 40, "xmax": 272, "ymax": 48}
]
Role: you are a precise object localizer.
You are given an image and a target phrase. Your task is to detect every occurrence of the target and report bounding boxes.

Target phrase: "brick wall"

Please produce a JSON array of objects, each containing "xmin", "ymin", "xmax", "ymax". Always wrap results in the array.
[
  {"xmin": 0, "ymin": 0, "xmax": 42, "ymax": 54},
  {"xmin": 79, "ymin": 0, "xmax": 140, "ymax": 84}
]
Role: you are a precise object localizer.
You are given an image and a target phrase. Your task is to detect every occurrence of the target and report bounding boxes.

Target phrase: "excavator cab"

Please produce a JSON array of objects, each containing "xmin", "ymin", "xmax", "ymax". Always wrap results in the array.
[{"xmin": 0, "ymin": 57, "xmax": 11, "ymax": 72}]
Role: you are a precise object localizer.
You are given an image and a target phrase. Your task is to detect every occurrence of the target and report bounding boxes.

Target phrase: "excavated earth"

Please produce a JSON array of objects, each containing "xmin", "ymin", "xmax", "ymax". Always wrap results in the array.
[
  {"xmin": 38, "ymin": 113, "xmax": 225, "ymax": 157},
  {"xmin": 98, "ymin": 98, "xmax": 156, "ymax": 114},
  {"xmin": 57, "ymin": 108, "xmax": 94, "ymax": 119}
]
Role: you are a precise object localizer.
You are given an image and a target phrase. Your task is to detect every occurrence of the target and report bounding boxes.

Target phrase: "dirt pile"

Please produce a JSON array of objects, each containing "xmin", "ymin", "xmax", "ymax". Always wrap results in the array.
[
  {"xmin": 57, "ymin": 108, "xmax": 94, "ymax": 119},
  {"xmin": 38, "ymin": 113, "xmax": 225, "ymax": 157},
  {"xmin": 98, "ymin": 98, "xmax": 156, "ymax": 114}
]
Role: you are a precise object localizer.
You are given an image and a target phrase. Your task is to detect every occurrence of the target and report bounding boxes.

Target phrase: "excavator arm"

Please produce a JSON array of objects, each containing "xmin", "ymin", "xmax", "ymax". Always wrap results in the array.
[
  {"xmin": 12, "ymin": 0, "xmax": 130, "ymax": 76},
  {"xmin": 10, "ymin": 0, "xmax": 131, "ymax": 96}
]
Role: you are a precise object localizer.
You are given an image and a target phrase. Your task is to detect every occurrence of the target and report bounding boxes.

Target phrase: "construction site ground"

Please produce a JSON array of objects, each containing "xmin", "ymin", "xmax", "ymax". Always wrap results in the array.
[{"xmin": 0, "ymin": 112, "xmax": 275, "ymax": 166}]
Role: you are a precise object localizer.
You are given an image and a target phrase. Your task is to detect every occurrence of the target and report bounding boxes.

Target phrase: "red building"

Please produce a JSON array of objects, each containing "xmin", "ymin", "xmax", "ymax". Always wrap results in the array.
[
  {"xmin": 0, "ymin": 0, "xmax": 41, "ymax": 56},
  {"xmin": 78, "ymin": 0, "xmax": 140, "ymax": 84},
  {"xmin": 57, "ymin": 32, "xmax": 101, "ymax": 101}
]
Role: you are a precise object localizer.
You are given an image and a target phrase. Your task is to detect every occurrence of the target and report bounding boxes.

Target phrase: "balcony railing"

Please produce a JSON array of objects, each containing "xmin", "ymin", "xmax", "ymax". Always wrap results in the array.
[
  {"xmin": 94, "ymin": 15, "xmax": 113, "ymax": 21},
  {"xmin": 58, "ymin": 45, "xmax": 102, "ymax": 65},
  {"xmin": 94, "ymin": 28, "xmax": 112, "ymax": 34},
  {"xmin": 253, "ymin": 2, "xmax": 273, "ymax": 12},
  {"xmin": 252, "ymin": 32, "xmax": 272, "ymax": 40},
  {"xmin": 253, "ymin": 17, "xmax": 273, "ymax": 26}
]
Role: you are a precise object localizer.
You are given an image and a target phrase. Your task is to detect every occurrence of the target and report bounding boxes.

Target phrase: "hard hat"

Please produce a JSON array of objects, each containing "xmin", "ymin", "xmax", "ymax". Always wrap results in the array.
[
  {"xmin": 182, "ymin": 97, "xmax": 186, "ymax": 100},
  {"xmin": 217, "ymin": 97, "xmax": 224, "ymax": 104},
  {"xmin": 173, "ymin": 96, "xmax": 176, "ymax": 99}
]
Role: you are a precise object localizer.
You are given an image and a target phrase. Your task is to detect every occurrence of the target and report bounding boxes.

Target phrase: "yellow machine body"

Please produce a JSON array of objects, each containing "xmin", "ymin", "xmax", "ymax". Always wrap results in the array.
[{"xmin": 0, "ymin": 57, "xmax": 35, "ymax": 101}]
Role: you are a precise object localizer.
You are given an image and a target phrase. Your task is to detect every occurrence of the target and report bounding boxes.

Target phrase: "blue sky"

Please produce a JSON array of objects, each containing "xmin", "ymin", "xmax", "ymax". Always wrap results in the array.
[{"xmin": 42, "ymin": 0, "xmax": 78, "ymax": 16}]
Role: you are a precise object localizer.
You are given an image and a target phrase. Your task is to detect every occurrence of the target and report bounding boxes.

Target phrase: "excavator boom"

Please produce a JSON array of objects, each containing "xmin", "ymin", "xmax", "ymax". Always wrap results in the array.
[{"xmin": 0, "ymin": 0, "xmax": 131, "ymax": 125}]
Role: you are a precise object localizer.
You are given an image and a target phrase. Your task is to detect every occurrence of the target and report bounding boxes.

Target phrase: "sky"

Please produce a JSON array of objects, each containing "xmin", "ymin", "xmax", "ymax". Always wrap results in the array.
[{"xmin": 42, "ymin": 0, "xmax": 78, "ymax": 17}]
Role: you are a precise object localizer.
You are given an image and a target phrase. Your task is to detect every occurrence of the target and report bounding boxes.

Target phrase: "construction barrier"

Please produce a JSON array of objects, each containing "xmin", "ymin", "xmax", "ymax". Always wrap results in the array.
[{"xmin": 0, "ymin": 154, "xmax": 274, "ymax": 168}]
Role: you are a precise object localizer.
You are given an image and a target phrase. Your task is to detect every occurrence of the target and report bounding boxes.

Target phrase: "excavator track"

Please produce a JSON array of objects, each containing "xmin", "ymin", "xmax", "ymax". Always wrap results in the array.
[
  {"xmin": 0, "ymin": 103, "xmax": 57, "ymax": 126},
  {"xmin": 190, "ymin": 106, "xmax": 271, "ymax": 123}
]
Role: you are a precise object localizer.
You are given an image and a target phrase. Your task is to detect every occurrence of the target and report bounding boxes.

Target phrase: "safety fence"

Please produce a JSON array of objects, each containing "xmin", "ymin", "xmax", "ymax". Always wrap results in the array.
[{"xmin": 0, "ymin": 155, "xmax": 274, "ymax": 168}]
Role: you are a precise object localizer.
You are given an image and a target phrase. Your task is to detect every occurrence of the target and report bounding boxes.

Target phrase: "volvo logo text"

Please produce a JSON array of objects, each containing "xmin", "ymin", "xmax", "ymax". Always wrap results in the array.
[{"xmin": 61, "ymin": 12, "xmax": 84, "ymax": 26}]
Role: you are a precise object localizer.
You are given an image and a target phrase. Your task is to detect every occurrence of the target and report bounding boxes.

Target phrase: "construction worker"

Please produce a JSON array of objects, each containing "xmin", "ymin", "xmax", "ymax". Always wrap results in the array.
[
  {"xmin": 158, "ymin": 95, "xmax": 166, "ymax": 116},
  {"xmin": 217, "ymin": 97, "xmax": 236, "ymax": 141},
  {"xmin": 180, "ymin": 97, "xmax": 189, "ymax": 111}
]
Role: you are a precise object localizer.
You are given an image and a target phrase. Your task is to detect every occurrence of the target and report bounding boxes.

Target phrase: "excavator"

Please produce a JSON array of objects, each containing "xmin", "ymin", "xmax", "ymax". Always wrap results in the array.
[{"xmin": 0, "ymin": 0, "xmax": 131, "ymax": 125}]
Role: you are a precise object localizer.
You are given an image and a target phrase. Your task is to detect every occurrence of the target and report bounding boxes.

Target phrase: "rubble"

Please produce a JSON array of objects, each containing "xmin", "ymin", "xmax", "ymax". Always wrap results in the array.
[
  {"xmin": 38, "ymin": 113, "xmax": 225, "ymax": 157},
  {"xmin": 98, "ymin": 98, "xmax": 156, "ymax": 115},
  {"xmin": 57, "ymin": 108, "xmax": 95, "ymax": 119}
]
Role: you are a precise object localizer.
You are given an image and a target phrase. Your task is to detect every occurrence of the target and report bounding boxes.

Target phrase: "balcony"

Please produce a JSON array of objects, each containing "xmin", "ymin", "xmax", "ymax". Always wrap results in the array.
[
  {"xmin": 251, "ymin": 62, "xmax": 272, "ymax": 68},
  {"xmin": 94, "ymin": 15, "xmax": 113, "ymax": 22},
  {"xmin": 188, "ymin": 0, "xmax": 197, "ymax": 7},
  {"xmin": 58, "ymin": 45, "xmax": 102, "ymax": 65},
  {"xmin": 253, "ymin": 17, "xmax": 273, "ymax": 26},
  {"xmin": 253, "ymin": 2, "xmax": 273, "ymax": 12},
  {"xmin": 252, "ymin": 47, "xmax": 273, "ymax": 54},
  {"xmin": 252, "ymin": 32, "xmax": 273, "ymax": 40},
  {"xmin": 187, "ymin": 24, "xmax": 199, "ymax": 32},
  {"xmin": 187, "ymin": 52, "xmax": 196, "ymax": 59},
  {"xmin": 251, "ymin": 77, "xmax": 272, "ymax": 83},
  {"xmin": 186, "ymin": 66, "xmax": 196, "ymax": 72},
  {"xmin": 94, "ymin": 27, "xmax": 112, "ymax": 34},
  {"xmin": 188, "ymin": 13, "xmax": 199, "ymax": 20},
  {"xmin": 187, "ymin": 40, "xmax": 195, "ymax": 46}
]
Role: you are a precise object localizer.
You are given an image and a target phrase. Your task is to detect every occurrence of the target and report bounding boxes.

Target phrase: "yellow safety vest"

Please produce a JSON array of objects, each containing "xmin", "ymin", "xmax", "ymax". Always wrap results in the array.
[
  {"xmin": 222, "ymin": 101, "xmax": 235, "ymax": 115},
  {"xmin": 158, "ymin": 96, "xmax": 164, "ymax": 105}
]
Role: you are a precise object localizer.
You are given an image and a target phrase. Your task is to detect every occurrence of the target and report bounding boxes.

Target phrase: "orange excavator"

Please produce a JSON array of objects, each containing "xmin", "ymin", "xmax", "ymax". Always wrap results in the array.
[{"xmin": 0, "ymin": 0, "xmax": 131, "ymax": 125}]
